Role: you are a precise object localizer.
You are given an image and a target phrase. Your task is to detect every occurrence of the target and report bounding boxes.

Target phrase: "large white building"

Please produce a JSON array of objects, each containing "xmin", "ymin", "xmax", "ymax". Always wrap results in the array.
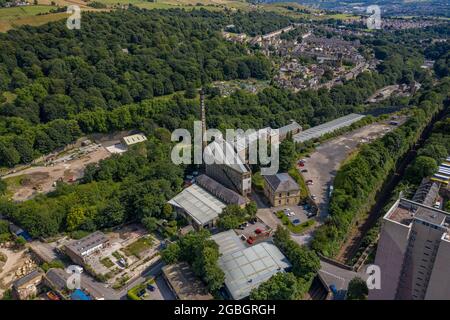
[
  {"xmin": 212, "ymin": 231, "xmax": 291, "ymax": 300},
  {"xmin": 168, "ymin": 184, "xmax": 226, "ymax": 230}
]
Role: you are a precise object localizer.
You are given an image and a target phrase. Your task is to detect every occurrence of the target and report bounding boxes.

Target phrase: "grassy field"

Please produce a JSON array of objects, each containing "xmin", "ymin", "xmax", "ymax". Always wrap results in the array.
[
  {"xmin": 0, "ymin": 5, "xmax": 57, "ymax": 20},
  {"xmin": 0, "ymin": 5, "xmax": 66, "ymax": 32},
  {"xmin": 123, "ymin": 235, "xmax": 154, "ymax": 258},
  {"xmin": 100, "ymin": 257, "xmax": 114, "ymax": 268}
]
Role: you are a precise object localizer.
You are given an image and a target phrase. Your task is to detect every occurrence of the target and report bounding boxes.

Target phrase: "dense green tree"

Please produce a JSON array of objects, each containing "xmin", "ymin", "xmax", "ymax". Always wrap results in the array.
[
  {"xmin": 279, "ymin": 138, "xmax": 296, "ymax": 172},
  {"xmin": 405, "ymin": 156, "xmax": 438, "ymax": 184},
  {"xmin": 250, "ymin": 272, "xmax": 302, "ymax": 300},
  {"xmin": 346, "ymin": 277, "xmax": 368, "ymax": 300}
]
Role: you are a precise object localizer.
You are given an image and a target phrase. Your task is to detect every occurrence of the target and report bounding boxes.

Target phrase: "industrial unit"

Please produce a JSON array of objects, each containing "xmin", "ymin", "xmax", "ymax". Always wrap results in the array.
[{"xmin": 293, "ymin": 113, "xmax": 365, "ymax": 143}]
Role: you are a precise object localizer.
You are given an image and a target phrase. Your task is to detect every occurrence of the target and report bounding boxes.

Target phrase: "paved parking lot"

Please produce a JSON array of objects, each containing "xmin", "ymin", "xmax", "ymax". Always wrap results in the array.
[
  {"xmin": 300, "ymin": 119, "xmax": 405, "ymax": 220},
  {"xmin": 234, "ymin": 220, "xmax": 271, "ymax": 245}
]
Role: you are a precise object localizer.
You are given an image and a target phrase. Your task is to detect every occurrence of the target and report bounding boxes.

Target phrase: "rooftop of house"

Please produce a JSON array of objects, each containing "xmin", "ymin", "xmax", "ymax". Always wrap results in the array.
[
  {"xmin": 264, "ymin": 173, "xmax": 299, "ymax": 193},
  {"xmin": 13, "ymin": 269, "xmax": 43, "ymax": 289},
  {"xmin": 196, "ymin": 174, "xmax": 248, "ymax": 207},
  {"xmin": 168, "ymin": 184, "xmax": 226, "ymax": 226},
  {"xmin": 204, "ymin": 139, "xmax": 249, "ymax": 174},
  {"xmin": 212, "ymin": 231, "xmax": 291, "ymax": 300},
  {"xmin": 65, "ymin": 231, "xmax": 108, "ymax": 255},
  {"xmin": 122, "ymin": 134, "xmax": 147, "ymax": 145}
]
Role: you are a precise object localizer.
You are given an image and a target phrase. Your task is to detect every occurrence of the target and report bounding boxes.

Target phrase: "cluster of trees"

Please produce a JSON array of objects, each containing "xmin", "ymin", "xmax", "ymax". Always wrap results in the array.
[
  {"xmin": 311, "ymin": 78, "xmax": 450, "ymax": 257},
  {"xmin": 250, "ymin": 272, "xmax": 303, "ymax": 300},
  {"xmin": 0, "ymin": 117, "xmax": 81, "ymax": 167},
  {"xmin": 216, "ymin": 202, "xmax": 257, "ymax": 230},
  {"xmin": 0, "ymin": 219, "xmax": 10, "ymax": 243},
  {"xmin": 0, "ymin": 134, "xmax": 184, "ymax": 238},
  {"xmin": 425, "ymin": 41, "xmax": 450, "ymax": 78},
  {"xmin": 346, "ymin": 277, "xmax": 368, "ymax": 300},
  {"xmin": 161, "ymin": 229, "xmax": 224, "ymax": 292},
  {"xmin": 224, "ymin": 11, "xmax": 295, "ymax": 36},
  {"xmin": 351, "ymin": 111, "xmax": 450, "ymax": 263},
  {"xmin": 250, "ymin": 226, "xmax": 320, "ymax": 299},
  {"xmin": 0, "ymin": 8, "xmax": 273, "ymax": 124},
  {"xmin": 279, "ymin": 136, "xmax": 297, "ymax": 172},
  {"xmin": 0, "ymin": 10, "xmax": 436, "ymax": 168}
]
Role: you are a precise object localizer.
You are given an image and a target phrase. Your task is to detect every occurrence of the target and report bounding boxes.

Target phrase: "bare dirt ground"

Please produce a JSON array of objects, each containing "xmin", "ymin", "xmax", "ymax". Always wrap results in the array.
[
  {"xmin": 0, "ymin": 247, "xmax": 35, "ymax": 297},
  {"xmin": 2, "ymin": 144, "xmax": 111, "ymax": 201}
]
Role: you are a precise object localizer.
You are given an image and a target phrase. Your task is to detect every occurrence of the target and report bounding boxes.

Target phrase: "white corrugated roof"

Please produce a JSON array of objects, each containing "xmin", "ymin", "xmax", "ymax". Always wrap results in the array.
[
  {"xmin": 293, "ymin": 113, "xmax": 365, "ymax": 143},
  {"xmin": 204, "ymin": 139, "xmax": 249, "ymax": 173},
  {"xmin": 217, "ymin": 241, "xmax": 291, "ymax": 300},
  {"xmin": 168, "ymin": 184, "xmax": 226, "ymax": 225},
  {"xmin": 122, "ymin": 134, "xmax": 147, "ymax": 145}
]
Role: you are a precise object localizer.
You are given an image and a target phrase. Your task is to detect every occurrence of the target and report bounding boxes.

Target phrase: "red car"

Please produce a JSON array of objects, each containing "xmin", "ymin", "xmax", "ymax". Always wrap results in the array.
[
  {"xmin": 46, "ymin": 292, "xmax": 60, "ymax": 301},
  {"xmin": 247, "ymin": 237, "xmax": 254, "ymax": 244},
  {"xmin": 255, "ymin": 228, "xmax": 263, "ymax": 234},
  {"xmin": 298, "ymin": 162, "xmax": 305, "ymax": 167}
]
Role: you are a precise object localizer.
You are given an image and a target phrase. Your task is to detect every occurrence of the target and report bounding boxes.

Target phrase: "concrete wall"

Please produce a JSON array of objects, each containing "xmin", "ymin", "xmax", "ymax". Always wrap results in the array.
[
  {"xmin": 369, "ymin": 218, "xmax": 411, "ymax": 300},
  {"xmin": 263, "ymin": 182, "xmax": 300, "ymax": 207},
  {"xmin": 397, "ymin": 220, "xmax": 444, "ymax": 299},
  {"xmin": 425, "ymin": 236, "xmax": 450, "ymax": 299}
]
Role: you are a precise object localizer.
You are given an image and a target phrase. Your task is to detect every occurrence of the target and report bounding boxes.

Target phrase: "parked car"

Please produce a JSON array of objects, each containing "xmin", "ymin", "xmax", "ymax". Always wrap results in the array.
[
  {"xmin": 46, "ymin": 291, "xmax": 60, "ymax": 301},
  {"xmin": 247, "ymin": 237, "xmax": 254, "ymax": 244},
  {"xmin": 292, "ymin": 219, "xmax": 300, "ymax": 225},
  {"xmin": 240, "ymin": 234, "xmax": 247, "ymax": 241},
  {"xmin": 147, "ymin": 284, "xmax": 155, "ymax": 292},
  {"xmin": 301, "ymin": 169, "xmax": 308, "ymax": 173},
  {"xmin": 306, "ymin": 211, "xmax": 317, "ymax": 218},
  {"xmin": 298, "ymin": 162, "xmax": 305, "ymax": 167},
  {"xmin": 330, "ymin": 284, "xmax": 338, "ymax": 295},
  {"xmin": 311, "ymin": 195, "xmax": 317, "ymax": 200},
  {"xmin": 255, "ymin": 228, "xmax": 263, "ymax": 234}
]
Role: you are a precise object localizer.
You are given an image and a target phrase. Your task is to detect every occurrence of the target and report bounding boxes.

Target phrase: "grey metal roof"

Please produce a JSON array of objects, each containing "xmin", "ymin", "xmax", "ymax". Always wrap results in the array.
[
  {"xmin": 293, "ymin": 113, "xmax": 365, "ymax": 143},
  {"xmin": 264, "ymin": 173, "xmax": 299, "ymax": 192},
  {"xmin": 13, "ymin": 269, "xmax": 43, "ymax": 288},
  {"xmin": 65, "ymin": 231, "xmax": 108, "ymax": 255},
  {"xmin": 196, "ymin": 174, "xmax": 248, "ymax": 206},
  {"xmin": 204, "ymin": 139, "xmax": 249, "ymax": 174},
  {"xmin": 168, "ymin": 184, "xmax": 226, "ymax": 225},
  {"xmin": 412, "ymin": 178, "xmax": 440, "ymax": 207},
  {"xmin": 279, "ymin": 121, "xmax": 302, "ymax": 136},
  {"xmin": 211, "ymin": 230, "xmax": 246, "ymax": 256},
  {"xmin": 217, "ymin": 241, "xmax": 291, "ymax": 300},
  {"xmin": 45, "ymin": 268, "xmax": 68, "ymax": 291}
]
